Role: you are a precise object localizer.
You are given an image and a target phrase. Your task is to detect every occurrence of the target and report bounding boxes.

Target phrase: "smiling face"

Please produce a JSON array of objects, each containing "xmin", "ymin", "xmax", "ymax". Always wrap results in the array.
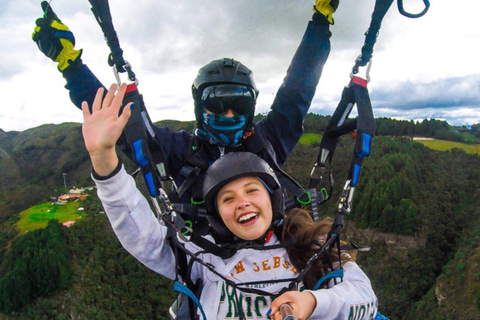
[{"xmin": 216, "ymin": 176, "xmax": 273, "ymax": 241}]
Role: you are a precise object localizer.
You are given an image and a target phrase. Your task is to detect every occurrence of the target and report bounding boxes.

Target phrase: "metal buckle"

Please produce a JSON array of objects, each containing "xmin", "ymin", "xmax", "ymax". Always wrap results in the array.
[
  {"xmin": 113, "ymin": 61, "xmax": 139, "ymax": 87},
  {"xmin": 338, "ymin": 180, "xmax": 355, "ymax": 214},
  {"xmin": 350, "ymin": 56, "xmax": 372, "ymax": 83}
]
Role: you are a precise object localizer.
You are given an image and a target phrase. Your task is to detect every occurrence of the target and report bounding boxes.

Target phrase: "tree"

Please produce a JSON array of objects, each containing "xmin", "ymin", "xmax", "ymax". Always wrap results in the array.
[{"xmin": 0, "ymin": 220, "xmax": 71, "ymax": 313}]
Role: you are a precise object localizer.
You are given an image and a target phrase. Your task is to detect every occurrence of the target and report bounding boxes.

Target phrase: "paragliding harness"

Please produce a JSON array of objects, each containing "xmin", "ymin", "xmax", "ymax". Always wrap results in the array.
[{"xmin": 86, "ymin": 0, "xmax": 429, "ymax": 319}]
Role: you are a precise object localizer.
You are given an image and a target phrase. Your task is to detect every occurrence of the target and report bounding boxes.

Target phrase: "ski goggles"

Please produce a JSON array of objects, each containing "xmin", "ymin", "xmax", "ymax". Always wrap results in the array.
[{"xmin": 201, "ymin": 84, "xmax": 256, "ymax": 115}]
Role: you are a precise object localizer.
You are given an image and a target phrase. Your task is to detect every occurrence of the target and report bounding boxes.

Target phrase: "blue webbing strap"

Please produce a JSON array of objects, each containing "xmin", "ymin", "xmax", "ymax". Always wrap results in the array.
[
  {"xmin": 349, "ymin": 78, "xmax": 375, "ymax": 188},
  {"xmin": 374, "ymin": 311, "xmax": 391, "ymax": 320},
  {"xmin": 312, "ymin": 77, "xmax": 375, "ymax": 193},
  {"xmin": 121, "ymin": 83, "xmax": 167, "ymax": 198},
  {"xmin": 312, "ymin": 268, "xmax": 344, "ymax": 290},
  {"xmin": 174, "ymin": 281, "xmax": 207, "ymax": 320}
]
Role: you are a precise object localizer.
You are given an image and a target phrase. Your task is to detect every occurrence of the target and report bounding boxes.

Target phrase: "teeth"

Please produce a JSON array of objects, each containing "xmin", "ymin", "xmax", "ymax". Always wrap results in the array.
[{"xmin": 238, "ymin": 213, "xmax": 258, "ymax": 223}]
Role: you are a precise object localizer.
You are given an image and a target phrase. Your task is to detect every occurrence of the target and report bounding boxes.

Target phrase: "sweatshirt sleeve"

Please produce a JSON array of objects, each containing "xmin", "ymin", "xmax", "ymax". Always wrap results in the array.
[
  {"xmin": 93, "ymin": 165, "xmax": 177, "ymax": 280},
  {"xmin": 307, "ymin": 262, "xmax": 378, "ymax": 320}
]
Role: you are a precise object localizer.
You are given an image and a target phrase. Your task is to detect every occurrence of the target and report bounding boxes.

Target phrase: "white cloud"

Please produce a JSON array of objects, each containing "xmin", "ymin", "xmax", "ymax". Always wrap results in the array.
[{"xmin": 1, "ymin": 0, "xmax": 480, "ymax": 132}]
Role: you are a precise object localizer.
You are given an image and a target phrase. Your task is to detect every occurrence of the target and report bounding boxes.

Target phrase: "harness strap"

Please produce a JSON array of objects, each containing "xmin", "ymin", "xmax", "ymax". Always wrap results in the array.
[
  {"xmin": 262, "ymin": 139, "xmax": 310, "ymax": 205},
  {"xmin": 313, "ymin": 268, "xmax": 344, "ymax": 290},
  {"xmin": 88, "ymin": 1, "xmax": 171, "ymax": 197},
  {"xmin": 309, "ymin": 76, "xmax": 375, "ymax": 202},
  {"xmin": 190, "ymin": 233, "xmax": 237, "ymax": 259},
  {"xmin": 122, "ymin": 84, "xmax": 167, "ymax": 197},
  {"xmin": 174, "ymin": 282, "xmax": 207, "ymax": 320},
  {"xmin": 348, "ymin": 79, "xmax": 375, "ymax": 187},
  {"xmin": 88, "ymin": 0, "xmax": 136, "ymax": 81},
  {"xmin": 374, "ymin": 311, "xmax": 391, "ymax": 320},
  {"xmin": 307, "ymin": 188, "xmax": 320, "ymax": 221},
  {"xmin": 177, "ymin": 166, "xmax": 202, "ymax": 199},
  {"xmin": 353, "ymin": 0, "xmax": 395, "ymax": 73}
]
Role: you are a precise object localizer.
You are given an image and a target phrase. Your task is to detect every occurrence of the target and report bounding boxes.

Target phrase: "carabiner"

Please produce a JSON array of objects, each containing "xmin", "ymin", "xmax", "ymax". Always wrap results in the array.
[
  {"xmin": 113, "ymin": 64, "xmax": 122, "ymax": 88},
  {"xmin": 338, "ymin": 180, "xmax": 355, "ymax": 214},
  {"xmin": 113, "ymin": 61, "xmax": 139, "ymax": 87},
  {"xmin": 351, "ymin": 56, "xmax": 373, "ymax": 83},
  {"xmin": 397, "ymin": 0, "xmax": 430, "ymax": 18}
]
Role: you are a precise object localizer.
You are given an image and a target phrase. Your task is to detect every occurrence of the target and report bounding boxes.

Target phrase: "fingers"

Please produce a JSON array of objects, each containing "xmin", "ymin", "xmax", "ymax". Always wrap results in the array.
[
  {"xmin": 40, "ymin": 1, "xmax": 49, "ymax": 15},
  {"xmin": 92, "ymin": 87, "xmax": 106, "ymax": 112},
  {"xmin": 89, "ymin": 83, "xmax": 130, "ymax": 119},
  {"xmin": 269, "ymin": 291, "xmax": 315, "ymax": 320},
  {"xmin": 111, "ymin": 83, "xmax": 128, "ymax": 112},
  {"xmin": 34, "ymin": 18, "xmax": 48, "ymax": 28},
  {"xmin": 270, "ymin": 299, "xmax": 289, "ymax": 318},
  {"xmin": 41, "ymin": 1, "xmax": 60, "ymax": 21},
  {"xmin": 81, "ymin": 101, "xmax": 90, "ymax": 119},
  {"xmin": 101, "ymin": 83, "xmax": 129, "ymax": 116},
  {"xmin": 85, "ymin": 83, "xmax": 130, "ymax": 123},
  {"xmin": 102, "ymin": 83, "xmax": 118, "ymax": 110},
  {"xmin": 274, "ymin": 305, "xmax": 294, "ymax": 320}
]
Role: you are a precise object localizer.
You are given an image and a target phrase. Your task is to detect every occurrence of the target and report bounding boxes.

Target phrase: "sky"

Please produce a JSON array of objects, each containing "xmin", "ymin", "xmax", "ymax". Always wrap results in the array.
[{"xmin": 1, "ymin": 0, "xmax": 480, "ymax": 132}]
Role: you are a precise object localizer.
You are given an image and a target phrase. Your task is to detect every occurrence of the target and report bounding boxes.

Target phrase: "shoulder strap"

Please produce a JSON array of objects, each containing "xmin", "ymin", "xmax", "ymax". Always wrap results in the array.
[{"xmin": 122, "ymin": 84, "xmax": 169, "ymax": 197}]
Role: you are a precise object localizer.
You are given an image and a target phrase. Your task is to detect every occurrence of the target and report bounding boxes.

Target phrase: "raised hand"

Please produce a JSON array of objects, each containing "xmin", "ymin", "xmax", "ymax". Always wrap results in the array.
[
  {"xmin": 314, "ymin": 0, "xmax": 339, "ymax": 24},
  {"xmin": 81, "ymin": 83, "xmax": 132, "ymax": 176},
  {"xmin": 32, "ymin": 1, "xmax": 82, "ymax": 71}
]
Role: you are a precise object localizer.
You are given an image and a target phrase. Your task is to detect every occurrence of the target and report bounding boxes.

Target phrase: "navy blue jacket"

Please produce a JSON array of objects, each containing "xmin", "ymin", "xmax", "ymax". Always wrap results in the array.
[{"xmin": 63, "ymin": 17, "xmax": 332, "ymax": 197}]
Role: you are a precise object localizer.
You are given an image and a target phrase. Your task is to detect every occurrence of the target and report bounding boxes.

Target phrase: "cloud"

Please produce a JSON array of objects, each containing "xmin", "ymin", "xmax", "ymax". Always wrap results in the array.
[
  {"xmin": 373, "ymin": 106, "xmax": 480, "ymax": 126},
  {"xmin": 308, "ymin": 74, "xmax": 480, "ymax": 126},
  {"xmin": 371, "ymin": 74, "xmax": 480, "ymax": 110},
  {"xmin": 1, "ymin": 0, "xmax": 480, "ymax": 131}
]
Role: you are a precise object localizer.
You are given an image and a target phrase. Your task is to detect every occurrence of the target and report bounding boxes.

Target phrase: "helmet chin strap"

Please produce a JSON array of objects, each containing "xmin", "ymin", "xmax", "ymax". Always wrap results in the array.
[{"xmin": 263, "ymin": 214, "xmax": 285, "ymax": 244}]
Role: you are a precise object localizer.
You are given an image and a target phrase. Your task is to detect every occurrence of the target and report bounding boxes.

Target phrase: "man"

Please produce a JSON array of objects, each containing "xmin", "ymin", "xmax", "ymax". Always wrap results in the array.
[{"xmin": 33, "ymin": 1, "xmax": 338, "ymax": 203}]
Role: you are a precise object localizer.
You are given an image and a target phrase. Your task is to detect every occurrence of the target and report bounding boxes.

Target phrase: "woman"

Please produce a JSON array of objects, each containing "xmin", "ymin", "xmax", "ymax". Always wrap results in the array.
[{"xmin": 82, "ymin": 84, "xmax": 378, "ymax": 319}]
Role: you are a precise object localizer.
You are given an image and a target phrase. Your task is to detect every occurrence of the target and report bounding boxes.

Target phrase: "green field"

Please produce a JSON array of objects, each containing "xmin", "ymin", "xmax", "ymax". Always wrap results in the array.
[
  {"xmin": 415, "ymin": 139, "xmax": 480, "ymax": 155},
  {"xmin": 299, "ymin": 133, "xmax": 322, "ymax": 145},
  {"xmin": 17, "ymin": 201, "xmax": 85, "ymax": 234},
  {"xmin": 299, "ymin": 134, "xmax": 480, "ymax": 155}
]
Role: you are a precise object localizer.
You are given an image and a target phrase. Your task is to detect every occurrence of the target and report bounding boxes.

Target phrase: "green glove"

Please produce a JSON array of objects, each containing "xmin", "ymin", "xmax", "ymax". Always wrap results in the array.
[
  {"xmin": 32, "ymin": 1, "xmax": 82, "ymax": 71},
  {"xmin": 313, "ymin": 0, "xmax": 339, "ymax": 24}
]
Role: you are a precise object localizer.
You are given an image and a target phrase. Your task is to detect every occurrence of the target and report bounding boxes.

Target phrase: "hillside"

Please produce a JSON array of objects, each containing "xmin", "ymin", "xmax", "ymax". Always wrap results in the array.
[
  {"xmin": 1, "ymin": 117, "xmax": 480, "ymax": 319},
  {"xmin": 0, "ymin": 124, "xmax": 91, "ymax": 219}
]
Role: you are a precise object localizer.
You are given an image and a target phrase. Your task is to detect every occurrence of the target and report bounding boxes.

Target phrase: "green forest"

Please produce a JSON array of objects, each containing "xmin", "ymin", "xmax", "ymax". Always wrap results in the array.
[{"xmin": 0, "ymin": 115, "xmax": 479, "ymax": 319}]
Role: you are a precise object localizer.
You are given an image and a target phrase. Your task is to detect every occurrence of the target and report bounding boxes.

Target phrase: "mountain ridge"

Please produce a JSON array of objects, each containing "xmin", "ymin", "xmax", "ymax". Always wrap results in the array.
[{"xmin": 0, "ymin": 116, "xmax": 479, "ymax": 319}]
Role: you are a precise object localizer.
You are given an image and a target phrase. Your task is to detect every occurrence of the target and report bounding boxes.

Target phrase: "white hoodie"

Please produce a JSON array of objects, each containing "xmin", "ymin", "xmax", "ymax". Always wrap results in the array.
[{"xmin": 94, "ymin": 166, "xmax": 378, "ymax": 320}]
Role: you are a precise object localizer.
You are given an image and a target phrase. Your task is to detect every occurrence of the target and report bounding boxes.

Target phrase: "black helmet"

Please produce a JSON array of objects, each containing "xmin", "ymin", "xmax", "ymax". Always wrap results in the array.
[
  {"xmin": 203, "ymin": 152, "xmax": 284, "ymax": 240},
  {"xmin": 192, "ymin": 58, "xmax": 259, "ymax": 128}
]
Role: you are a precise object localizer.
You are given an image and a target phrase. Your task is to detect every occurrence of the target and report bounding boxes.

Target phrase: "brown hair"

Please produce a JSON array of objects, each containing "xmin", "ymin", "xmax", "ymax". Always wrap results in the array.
[{"xmin": 281, "ymin": 208, "xmax": 355, "ymax": 289}]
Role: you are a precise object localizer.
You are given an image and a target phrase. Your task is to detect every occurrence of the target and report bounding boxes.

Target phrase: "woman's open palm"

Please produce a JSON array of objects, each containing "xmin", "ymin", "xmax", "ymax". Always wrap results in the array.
[{"xmin": 81, "ymin": 83, "xmax": 132, "ymax": 155}]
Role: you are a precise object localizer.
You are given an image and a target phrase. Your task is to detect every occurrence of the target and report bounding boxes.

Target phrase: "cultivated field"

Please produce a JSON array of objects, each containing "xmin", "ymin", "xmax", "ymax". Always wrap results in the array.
[
  {"xmin": 414, "ymin": 138, "xmax": 480, "ymax": 155},
  {"xmin": 17, "ymin": 201, "xmax": 84, "ymax": 234}
]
